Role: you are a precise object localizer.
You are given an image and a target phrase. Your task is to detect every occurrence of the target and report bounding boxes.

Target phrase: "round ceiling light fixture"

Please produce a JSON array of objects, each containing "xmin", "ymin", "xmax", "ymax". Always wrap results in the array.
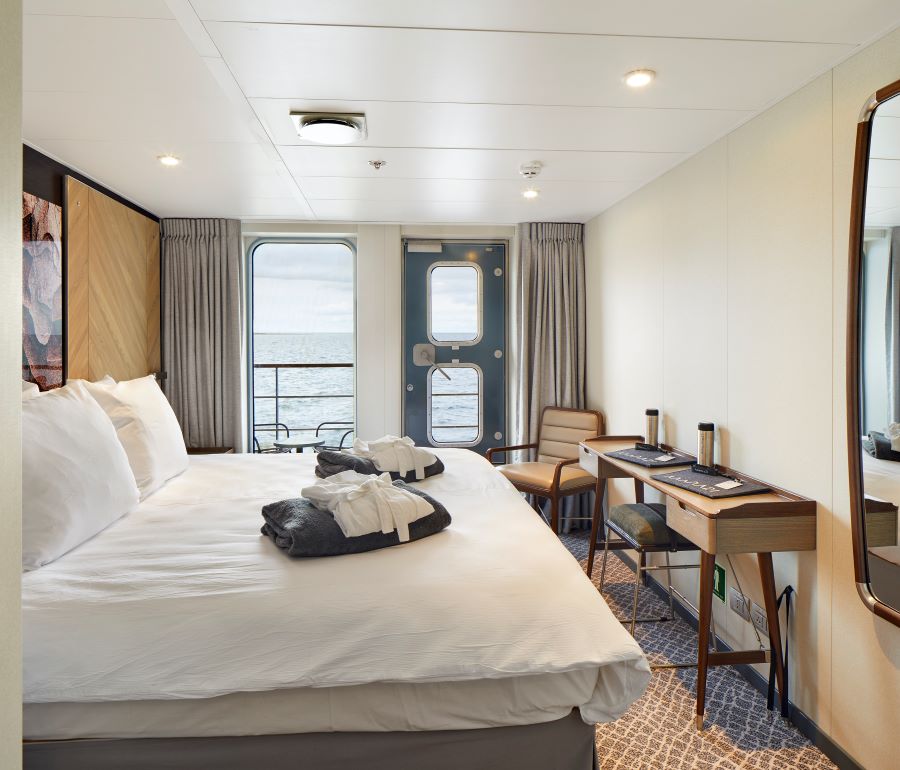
[
  {"xmin": 291, "ymin": 112, "xmax": 367, "ymax": 145},
  {"xmin": 157, "ymin": 154, "xmax": 181, "ymax": 167},
  {"xmin": 522, "ymin": 187, "xmax": 540, "ymax": 200},
  {"xmin": 624, "ymin": 69, "xmax": 656, "ymax": 88}
]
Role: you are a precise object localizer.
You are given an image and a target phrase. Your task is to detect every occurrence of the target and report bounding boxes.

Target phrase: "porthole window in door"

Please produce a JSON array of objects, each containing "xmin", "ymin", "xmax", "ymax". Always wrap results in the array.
[
  {"xmin": 427, "ymin": 263, "xmax": 482, "ymax": 345},
  {"xmin": 428, "ymin": 365, "xmax": 482, "ymax": 446}
]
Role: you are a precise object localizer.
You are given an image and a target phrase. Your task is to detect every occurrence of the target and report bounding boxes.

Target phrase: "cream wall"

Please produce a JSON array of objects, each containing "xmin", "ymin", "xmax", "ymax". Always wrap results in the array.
[
  {"xmin": 585, "ymin": 28, "xmax": 900, "ymax": 770},
  {"xmin": 0, "ymin": 1, "xmax": 23, "ymax": 768}
]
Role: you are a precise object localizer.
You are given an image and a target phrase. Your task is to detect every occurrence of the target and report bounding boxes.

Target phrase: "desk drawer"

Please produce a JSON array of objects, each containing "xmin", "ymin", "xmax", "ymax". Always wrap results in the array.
[
  {"xmin": 579, "ymin": 445, "xmax": 599, "ymax": 477},
  {"xmin": 666, "ymin": 498, "xmax": 816, "ymax": 554},
  {"xmin": 666, "ymin": 498, "xmax": 716, "ymax": 552}
]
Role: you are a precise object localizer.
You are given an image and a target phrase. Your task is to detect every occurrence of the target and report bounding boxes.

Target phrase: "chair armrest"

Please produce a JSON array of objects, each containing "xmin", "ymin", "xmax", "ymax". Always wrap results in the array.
[
  {"xmin": 486, "ymin": 442, "xmax": 537, "ymax": 463},
  {"xmin": 550, "ymin": 457, "xmax": 580, "ymax": 490}
]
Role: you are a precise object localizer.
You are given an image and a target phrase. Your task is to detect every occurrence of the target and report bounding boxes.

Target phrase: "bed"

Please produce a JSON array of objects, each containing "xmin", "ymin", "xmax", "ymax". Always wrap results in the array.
[
  {"xmin": 23, "ymin": 449, "xmax": 649, "ymax": 769},
  {"xmin": 861, "ymin": 452, "xmax": 900, "ymax": 547}
]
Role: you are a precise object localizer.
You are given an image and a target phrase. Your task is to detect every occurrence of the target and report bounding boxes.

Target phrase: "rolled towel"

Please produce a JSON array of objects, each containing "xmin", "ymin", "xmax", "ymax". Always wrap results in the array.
[
  {"xmin": 315, "ymin": 446, "xmax": 445, "ymax": 482},
  {"xmin": 869, "ymin": 431, "xmax": 900, "ymax": 462},
  {"xmin": 352, "ymin": 436, "xmax": 437, "ymax": 481},
  {"xmin": 261, "ymin": 483, "xmax": 451, "ymax": 557}
]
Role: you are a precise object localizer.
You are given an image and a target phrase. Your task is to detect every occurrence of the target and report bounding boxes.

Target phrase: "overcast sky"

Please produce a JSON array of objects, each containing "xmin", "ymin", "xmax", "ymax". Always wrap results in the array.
[{"xmin": 253, "ymin": 242, "xmax": 479, "ymax": 337}]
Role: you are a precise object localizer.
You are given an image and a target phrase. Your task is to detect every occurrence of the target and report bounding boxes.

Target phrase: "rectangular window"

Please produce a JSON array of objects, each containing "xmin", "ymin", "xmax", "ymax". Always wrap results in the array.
[
  {"xmin": 428, "ymin": 263, "xmax": 481, "ymax": 344},
  {"xmin": 251, "ymin": 240, "xmax": 355, "ymax": 452},
  {"xmin": 428, "ymin": 364, "xmax": 482, "ymax": 446}
]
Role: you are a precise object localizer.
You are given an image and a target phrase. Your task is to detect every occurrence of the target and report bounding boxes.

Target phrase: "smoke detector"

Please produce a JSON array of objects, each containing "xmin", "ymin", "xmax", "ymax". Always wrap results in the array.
[{"xmin": 519, "ymin": 161, "xmax": 543, "ymax": 179}]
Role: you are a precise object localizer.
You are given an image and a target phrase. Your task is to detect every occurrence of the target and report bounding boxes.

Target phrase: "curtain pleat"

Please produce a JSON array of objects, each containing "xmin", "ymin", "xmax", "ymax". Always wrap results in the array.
[
  {"xmin": 161, "ymin": 218, "xmax": 243, "ymax": 450},
  {"xmin": 513, "ymin": 222, "xmax": 588, "ymax": 530}
]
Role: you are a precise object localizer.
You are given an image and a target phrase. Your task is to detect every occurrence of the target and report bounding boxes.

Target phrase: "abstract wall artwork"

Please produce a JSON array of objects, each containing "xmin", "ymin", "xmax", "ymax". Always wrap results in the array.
[{"xmin": 22, "ymin": 192, "xmax": 64, "ymax": 389}]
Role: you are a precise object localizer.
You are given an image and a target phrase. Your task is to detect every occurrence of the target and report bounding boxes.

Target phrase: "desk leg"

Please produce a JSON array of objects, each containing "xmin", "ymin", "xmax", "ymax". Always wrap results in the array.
[
  {"xmin": 695, "ymin": 550, "xmax": 716, "ymax": 731},
  {"xmin": 586, "ymin": 479, "xmax": 606, "ymax": 577},
  {"xmin": 634, "ymin": 479, "xmax": 644, "ymax": 504},
  {"xmin": 758, "ymin": 552, "xmax": 786, "ymax": 712}
]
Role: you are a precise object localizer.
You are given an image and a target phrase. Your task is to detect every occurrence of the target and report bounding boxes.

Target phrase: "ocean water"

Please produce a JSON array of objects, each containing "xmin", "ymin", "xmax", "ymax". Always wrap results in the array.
[{"xmin": 252, "ymin": 333, "xmax": 479, "ymax": 448}]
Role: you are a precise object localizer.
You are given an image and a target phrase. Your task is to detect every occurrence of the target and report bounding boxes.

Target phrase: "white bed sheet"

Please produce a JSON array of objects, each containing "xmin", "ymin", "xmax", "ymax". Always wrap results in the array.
[
  {"xmin": 862, "ymin": 451, "xmax": 900, "ymax": 507},
  {"xmin": 23, "ymin": 449, "xmax": 649, "ymax": 730}
]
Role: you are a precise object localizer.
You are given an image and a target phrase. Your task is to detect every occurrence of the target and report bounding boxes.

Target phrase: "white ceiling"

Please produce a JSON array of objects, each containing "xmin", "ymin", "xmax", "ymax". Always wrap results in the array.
[{"xmin": 22, "ymin": 0, "xmax": 900, "ymax": 224}]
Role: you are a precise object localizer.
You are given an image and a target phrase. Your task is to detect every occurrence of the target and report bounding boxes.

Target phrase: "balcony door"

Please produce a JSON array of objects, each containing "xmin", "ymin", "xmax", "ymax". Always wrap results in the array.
[
  {"xmin": 402, "ymin": 241, "xmax": 506, "ymax": 456},
  {"xmin": 249, "ymin": 240, "xmax": 355, "ymax": 452}
]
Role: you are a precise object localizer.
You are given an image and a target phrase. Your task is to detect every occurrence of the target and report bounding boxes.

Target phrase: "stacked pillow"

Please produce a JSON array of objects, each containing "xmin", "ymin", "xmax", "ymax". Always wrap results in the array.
[
  {"xmin": 21, "ymin": 374, "xmax": 188, "ymax": 571},
  {"xmin": 83, "ymin": 375, "xmax": 188, "ymax": 499},
  {"xmin": 22, "ymin": 381, "xmax": 140, "ymax": 571}
]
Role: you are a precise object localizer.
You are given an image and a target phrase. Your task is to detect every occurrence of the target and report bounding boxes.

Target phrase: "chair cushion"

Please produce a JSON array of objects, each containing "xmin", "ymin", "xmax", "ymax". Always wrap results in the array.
[
  {"xmin": 609, "ymin": 503, "xmax": 692, "ymax": 548},
  {"xmin": 497, "ymin": 461, "xmax": 595, "ymax": 492},
  {"xmin": 536, "ymin": 408, "xmax": 601, "ymax": 464}
]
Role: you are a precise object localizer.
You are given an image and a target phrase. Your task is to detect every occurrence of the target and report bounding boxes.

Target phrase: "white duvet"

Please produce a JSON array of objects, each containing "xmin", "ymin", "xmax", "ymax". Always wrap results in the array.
[{"xmin": 23, "ymin": 449, "xmax": 649, "ymax": 723}]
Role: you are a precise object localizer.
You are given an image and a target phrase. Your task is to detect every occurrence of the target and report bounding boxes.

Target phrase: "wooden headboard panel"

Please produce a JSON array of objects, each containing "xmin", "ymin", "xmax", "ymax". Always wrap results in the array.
[{"xmin": 65, "ymin": 177, "xmax": 160, "ymax": 381}]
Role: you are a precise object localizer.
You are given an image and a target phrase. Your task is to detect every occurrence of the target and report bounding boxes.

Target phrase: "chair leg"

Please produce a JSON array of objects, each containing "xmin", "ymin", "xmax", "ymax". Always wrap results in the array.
[
  {"xmin": 631, "ymin": 553, "xmax": 642, "ymax": 636},
  {"xmin": 586, "ymin": 480, "xmax": 605, "ymax": 577},
  {"xmin": 665, "ymin": 551, "xmax": 676, "ymax": 621},
  {"xmin": 598, "ymin": 525, "xmax": 611, "ymax": 593},
  {"xmin": 550, "ymin": 495, "xmax": 559, "ymax": 534}
]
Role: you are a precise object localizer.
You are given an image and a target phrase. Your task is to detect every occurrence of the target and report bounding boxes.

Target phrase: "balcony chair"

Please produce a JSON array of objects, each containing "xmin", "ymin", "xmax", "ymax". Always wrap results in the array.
[
  {"xmin": 314, "ymin": 421, "xmax": 355, "ymax": 452},
  {"xmin": 252, "ymin": 422, "xmax": 292, "ymax": 453},
  {"xmin": 486, "ymin": 406, "xmax": 605, "ymax": 533}
]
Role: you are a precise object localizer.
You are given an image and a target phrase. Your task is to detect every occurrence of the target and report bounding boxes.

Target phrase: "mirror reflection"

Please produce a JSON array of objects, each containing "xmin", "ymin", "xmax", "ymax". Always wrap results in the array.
[{"xmin": 859, "ymin": 91, "xmax": 900, "ymax": 611}]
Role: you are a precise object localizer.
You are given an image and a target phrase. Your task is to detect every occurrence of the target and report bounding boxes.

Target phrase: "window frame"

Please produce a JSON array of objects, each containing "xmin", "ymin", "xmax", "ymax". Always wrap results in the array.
[
  {"xmin": 426, "ymin": 362, "xmax": 484, "ymax": 447},
  {"xmin": 246, "ymin": 237, "xmax": 358, "ymax": 450},
  {"xmin": 425, "ymin": 260, "xmax": 483, "ymax": 346}
]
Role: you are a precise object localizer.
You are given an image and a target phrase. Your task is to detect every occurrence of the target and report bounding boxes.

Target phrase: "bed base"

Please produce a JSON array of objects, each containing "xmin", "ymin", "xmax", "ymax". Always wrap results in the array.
[{"xmin": 25, "ymin": 709, "xmax": 597, "ymax": 770}]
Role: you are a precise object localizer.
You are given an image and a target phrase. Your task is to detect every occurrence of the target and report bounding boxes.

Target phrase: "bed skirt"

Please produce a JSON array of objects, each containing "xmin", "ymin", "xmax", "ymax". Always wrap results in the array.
[{"xmin": 24, "ymin": 709, "xmax": 597, "ymax": 770}]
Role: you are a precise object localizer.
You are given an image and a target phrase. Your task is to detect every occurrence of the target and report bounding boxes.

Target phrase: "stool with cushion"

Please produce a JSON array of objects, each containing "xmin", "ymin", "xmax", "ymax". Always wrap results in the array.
[
  {"xmin": 598, "ymin": 502, "xmax": 700, "ymax": 636},
  {"xmin": 486, "ymin": 406, "xmax": 604, "ymax": 533}
]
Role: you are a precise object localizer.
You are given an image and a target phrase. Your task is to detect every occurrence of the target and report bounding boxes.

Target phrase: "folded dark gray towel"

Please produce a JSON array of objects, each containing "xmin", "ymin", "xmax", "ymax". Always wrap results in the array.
[
  {"xmin": 314, "ymin": 449, "xmax": 445, "ymax": 482},
  {"xmin": 260, "ymin": 482, "xmax": 451, "ymax": 557},
  {"xmin": 868, "ymin": 431, "xmax": 900, "ymax": 462}
]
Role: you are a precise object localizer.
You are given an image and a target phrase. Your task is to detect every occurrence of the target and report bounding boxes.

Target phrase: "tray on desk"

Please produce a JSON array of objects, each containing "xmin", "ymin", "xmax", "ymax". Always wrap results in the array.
[
  {"xmin": 650, "ymin": 468, "xmax": 771, "ymax": 499},
  {"xmin": 605, "ymin": 447, "xmax": 695, "ymax": 468}
]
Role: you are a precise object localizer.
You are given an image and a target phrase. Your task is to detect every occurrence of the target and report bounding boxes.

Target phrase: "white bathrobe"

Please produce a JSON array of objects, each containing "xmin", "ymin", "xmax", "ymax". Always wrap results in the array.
[
  {"xmin": 351, "ymin": 435, "xmax": 437, "ymax": 480},
  {"xmin": 301, "ymin": 470, "xmax": 434, "ymax": 542}
]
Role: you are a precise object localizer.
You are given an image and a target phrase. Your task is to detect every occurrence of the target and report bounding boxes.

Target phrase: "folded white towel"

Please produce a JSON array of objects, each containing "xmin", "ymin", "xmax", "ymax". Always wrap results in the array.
[
  {"xmin": 351, "ymin": 435, "xmax": 437, "ymax": 480},
  {"xmin": 301, "ymin": 471, "xmax": 433, "ymax": 542}
]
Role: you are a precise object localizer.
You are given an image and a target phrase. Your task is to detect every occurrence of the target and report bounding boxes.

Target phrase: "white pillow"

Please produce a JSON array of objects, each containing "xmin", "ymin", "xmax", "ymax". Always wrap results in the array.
[
  {"xmin": 22, "ymin": 381, "xmax": 140, "ymax": 571},
  {"xmin": 83, "ymin": 375, "xmax": 188, "ymax": 498},
  {"xmin": 22, "ymin": 380, "xmax": 40, "ymax": 400}
]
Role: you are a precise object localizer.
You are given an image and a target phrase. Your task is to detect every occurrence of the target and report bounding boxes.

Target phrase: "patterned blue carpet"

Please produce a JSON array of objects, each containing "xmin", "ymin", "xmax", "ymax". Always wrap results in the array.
[{"xmin": 559, "ymin": 531, "xmax": 837, "ymax": 770}]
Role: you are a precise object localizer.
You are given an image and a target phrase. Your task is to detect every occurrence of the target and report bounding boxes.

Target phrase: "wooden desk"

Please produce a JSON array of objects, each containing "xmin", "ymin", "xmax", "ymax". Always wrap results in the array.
[{"xmin": 579, "ymin": 435, "xmax": 816, "ymax": 730}]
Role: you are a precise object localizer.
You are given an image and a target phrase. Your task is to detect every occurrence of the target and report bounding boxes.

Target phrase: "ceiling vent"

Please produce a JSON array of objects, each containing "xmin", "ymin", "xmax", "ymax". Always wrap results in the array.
[{"xmin": 290, "ymin": 112, "xmax": 367, "ymax": 144}]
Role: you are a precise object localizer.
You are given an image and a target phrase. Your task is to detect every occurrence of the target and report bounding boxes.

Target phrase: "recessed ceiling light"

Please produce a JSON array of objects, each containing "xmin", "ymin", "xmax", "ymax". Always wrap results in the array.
[
  {"xmin": 522, "ymin": 188, "xmax": 540, "ymax": 200},
  {"xmin": 157, "ymin": 154, "xmax": 181, "ymax": 167},
  {"xmin": 624, "ymin": 69, "xmax": 656, "ymax": 88},
  {"xmin": 290, "ymin": 112, "xmax": 367, "ymax": 145}
]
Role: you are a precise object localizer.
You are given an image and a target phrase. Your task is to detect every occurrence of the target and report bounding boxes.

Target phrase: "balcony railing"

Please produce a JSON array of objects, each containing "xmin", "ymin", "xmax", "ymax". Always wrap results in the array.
[{"xmin": 253, "ymin": 362, "xmax": 354, "ymax": 447}]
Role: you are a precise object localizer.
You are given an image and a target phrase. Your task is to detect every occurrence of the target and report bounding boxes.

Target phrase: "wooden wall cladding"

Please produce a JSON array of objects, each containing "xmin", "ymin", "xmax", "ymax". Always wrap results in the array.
[{"xmin": 65, "ymin": 177, "xmax": 161, "ymax": 381}]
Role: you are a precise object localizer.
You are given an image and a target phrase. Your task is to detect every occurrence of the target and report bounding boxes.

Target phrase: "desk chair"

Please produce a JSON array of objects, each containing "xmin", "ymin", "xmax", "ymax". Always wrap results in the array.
[
  {"xmin": 486, "ymin": 406, "xmax": 605, "ymax": 533},
  {"xmin": 597, "ymin": 502, "xmax": 701, "ymax": 636}
]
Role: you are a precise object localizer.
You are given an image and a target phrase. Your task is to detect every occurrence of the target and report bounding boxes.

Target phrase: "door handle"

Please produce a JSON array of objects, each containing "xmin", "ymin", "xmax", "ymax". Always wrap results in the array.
[
  {"xmin": 423, "ymin": 348, "xmax": 452, "ymax": 381},
  {"xmin": 412, "ymin": 343, "xmax": 451, "ymax": 380}
]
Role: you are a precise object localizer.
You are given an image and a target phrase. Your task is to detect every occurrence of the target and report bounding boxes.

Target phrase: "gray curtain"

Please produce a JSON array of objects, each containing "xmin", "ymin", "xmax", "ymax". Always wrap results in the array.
[
  {"xmin": 162, "ymin": 219, "xmax": 243, "ymax": 450},
  {"xmin": 513, "ymin": 223, "xmax": 588, "ymax": 531},
  {"xmin": 887, "ymin": 227, "xmax": 900, "ymax": 423},
  {"xmin": 514, "ymin": 222, "xmax": 587, "ymax": 444}
]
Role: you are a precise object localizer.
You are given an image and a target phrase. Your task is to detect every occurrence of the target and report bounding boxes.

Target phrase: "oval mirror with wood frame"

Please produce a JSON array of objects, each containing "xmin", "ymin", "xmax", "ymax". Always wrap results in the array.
[{"xmin": 848, "ymin": 76, "xmax": 900, "ymax": 628}]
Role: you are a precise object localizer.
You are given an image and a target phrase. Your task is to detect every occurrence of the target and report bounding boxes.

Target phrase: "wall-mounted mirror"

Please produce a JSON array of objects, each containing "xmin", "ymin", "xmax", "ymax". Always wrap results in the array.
[{"xmin": 848, "ymin": 77, "xmax": 900, "ymax": 627}]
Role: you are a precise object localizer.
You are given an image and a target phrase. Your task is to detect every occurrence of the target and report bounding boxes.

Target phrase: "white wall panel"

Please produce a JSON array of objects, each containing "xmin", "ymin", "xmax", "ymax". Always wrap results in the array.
[
  {"xmin": 585, "ymin": 28, "xmax": 900, "ymax": 768},
  {"xmin": 0, "ymin": 1, "xmax": 22, "ymax": 766}
]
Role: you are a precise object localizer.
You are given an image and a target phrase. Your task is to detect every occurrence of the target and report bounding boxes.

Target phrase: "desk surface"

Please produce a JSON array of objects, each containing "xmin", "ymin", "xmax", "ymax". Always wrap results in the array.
[{"xmin": 581, "ymin": 436, "xmax": 815, "ymax": 520}]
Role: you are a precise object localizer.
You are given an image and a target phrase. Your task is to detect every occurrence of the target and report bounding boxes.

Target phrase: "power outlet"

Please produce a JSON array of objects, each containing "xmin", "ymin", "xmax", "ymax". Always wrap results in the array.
[
  {"xmin": 728, "ymin": 587, "xmax": 751, "ymax": 621},
  {"xmin": 750, "ymin": 601, "xmax": 769, "ymax": 637}
]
